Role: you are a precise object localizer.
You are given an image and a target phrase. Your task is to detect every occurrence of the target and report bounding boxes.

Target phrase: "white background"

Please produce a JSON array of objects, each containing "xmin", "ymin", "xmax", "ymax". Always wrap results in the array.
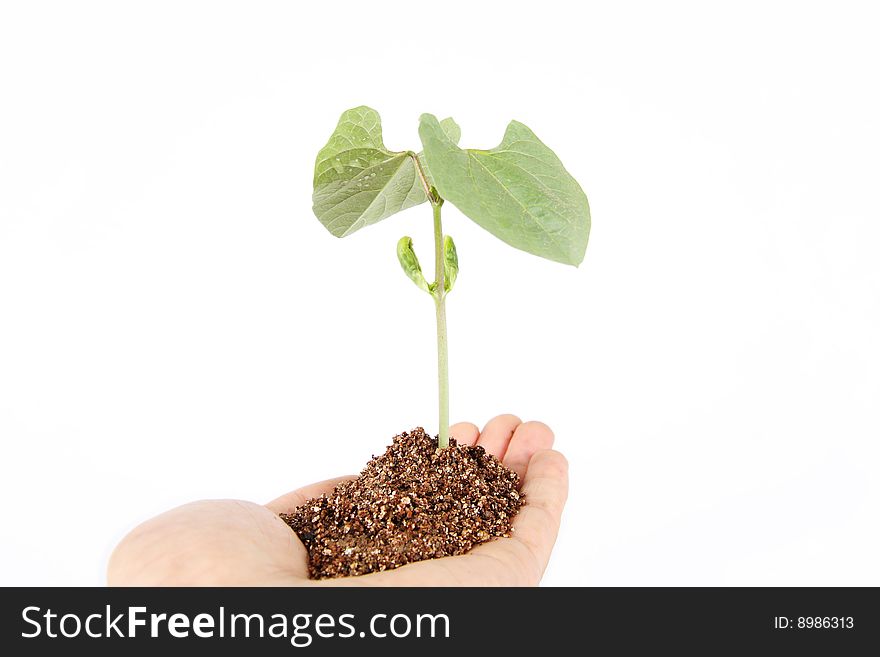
[{"xmin": 1, "ymin": 1, "xmax": 878, "ymax": 586}]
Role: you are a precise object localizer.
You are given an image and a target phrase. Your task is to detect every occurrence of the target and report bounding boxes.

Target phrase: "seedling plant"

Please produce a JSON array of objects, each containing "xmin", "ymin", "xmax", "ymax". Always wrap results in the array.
[{"xmin": 312, "ymin": 107, "xmax": 590, "ymax": 448}]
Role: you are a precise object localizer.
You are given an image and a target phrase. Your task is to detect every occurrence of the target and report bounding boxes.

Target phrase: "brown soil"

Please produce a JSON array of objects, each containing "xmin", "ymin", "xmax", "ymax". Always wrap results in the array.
[{"xmin": 280, "ymin": 427, "xmax": 524, "ymax": 579}]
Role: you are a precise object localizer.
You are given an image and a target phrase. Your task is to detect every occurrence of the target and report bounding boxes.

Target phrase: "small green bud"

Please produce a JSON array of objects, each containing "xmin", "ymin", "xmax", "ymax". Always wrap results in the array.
[
  {"xmin": 397, "ymin": 236, "xmax": 431, "ymax": 294},
  {"xmin": 443, "ymin": 234, "xmax": 458, "ymax": 293}
]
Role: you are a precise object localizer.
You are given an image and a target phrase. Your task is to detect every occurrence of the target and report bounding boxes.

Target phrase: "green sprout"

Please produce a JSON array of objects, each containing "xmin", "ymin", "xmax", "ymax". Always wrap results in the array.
[{"xmin": 311, "ymin": 107, "xmax": 590, "ymax": 448}]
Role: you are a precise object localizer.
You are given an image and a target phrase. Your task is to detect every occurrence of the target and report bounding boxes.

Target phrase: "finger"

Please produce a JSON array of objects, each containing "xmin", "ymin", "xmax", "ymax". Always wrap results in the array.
[
  {"xmin": 475, "ymin": 414, "xmax": 522, "ymax": 459},
  {"xmin": 502, "ymin": 421, "xmax": 555, "ymax": 482},
  {"xmin": 500, "ymin": 449, "xmax": 569, "ymax": 579},
  {"xmin": 264, "ymin": 476, "xmax": 356, "ymax": 514},
  {"xmin": 448, "ymin": 421, "xmax": 479, "ymax": 446},
  {"xmin": 467, "ymin": 449, "xmax": 568, "ymax": 584}
]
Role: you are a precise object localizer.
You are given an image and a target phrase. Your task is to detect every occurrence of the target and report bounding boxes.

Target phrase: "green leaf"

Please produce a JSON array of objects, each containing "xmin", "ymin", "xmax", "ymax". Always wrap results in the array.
[
  {"xmin": 418, "ymin": 114, "xmax": 591, "ymax": 266},
  {"xmin": 312, "ymin": 106, "xmax": 425, "ymax": 237},
  {"xmin": 437, "ymin": 117, "xmax": 461, "ymax": 145},
  {"xmin": 418, "ymin": 117, "xmax": 459, "ymax": 192},
  {"xmin": 443, "ymin": 234, "xmax": 458, "ymax": 293},
  {"xmin": 312, "ymin": 108, "xmax": 461, "ymax": 238},
  {"xmin": 396, "ymin": 236, "xmax": 431, "ymax": 294}
]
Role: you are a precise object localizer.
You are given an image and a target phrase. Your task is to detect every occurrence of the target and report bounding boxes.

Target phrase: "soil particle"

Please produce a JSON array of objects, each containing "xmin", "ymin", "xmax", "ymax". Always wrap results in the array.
[{"xmin": 280, "ymin": 427, "xmax": 524, "ymax": 579}]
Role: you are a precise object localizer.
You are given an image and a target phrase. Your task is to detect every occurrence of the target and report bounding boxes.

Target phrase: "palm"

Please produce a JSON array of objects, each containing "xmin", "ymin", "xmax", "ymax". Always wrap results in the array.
[{"xmin": 108, "ymin": 416, "xmax": 568, "ymax": 586}]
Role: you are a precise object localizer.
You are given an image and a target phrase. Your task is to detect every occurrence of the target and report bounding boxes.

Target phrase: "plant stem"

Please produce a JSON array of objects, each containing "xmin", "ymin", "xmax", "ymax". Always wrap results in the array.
[
  {"xmin": 432, "ymin": 200, "xmax": 450, "ymax": 448},
  {"xmin": 411, "ymin": 152, "xmax": 434, "ymax": 202}
]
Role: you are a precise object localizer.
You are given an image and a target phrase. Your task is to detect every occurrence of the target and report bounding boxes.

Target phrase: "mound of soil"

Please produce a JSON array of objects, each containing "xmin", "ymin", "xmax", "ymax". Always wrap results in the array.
[{"xmin": 280, "ymin": 427, "xmax": 523, "ymax": 579}]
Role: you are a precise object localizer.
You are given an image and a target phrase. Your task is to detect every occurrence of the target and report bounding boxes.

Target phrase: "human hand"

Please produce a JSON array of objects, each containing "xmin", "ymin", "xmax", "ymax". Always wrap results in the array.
[{"xmin": 107, "ymin": 415, "xmax": 568, "ymax": 586}]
